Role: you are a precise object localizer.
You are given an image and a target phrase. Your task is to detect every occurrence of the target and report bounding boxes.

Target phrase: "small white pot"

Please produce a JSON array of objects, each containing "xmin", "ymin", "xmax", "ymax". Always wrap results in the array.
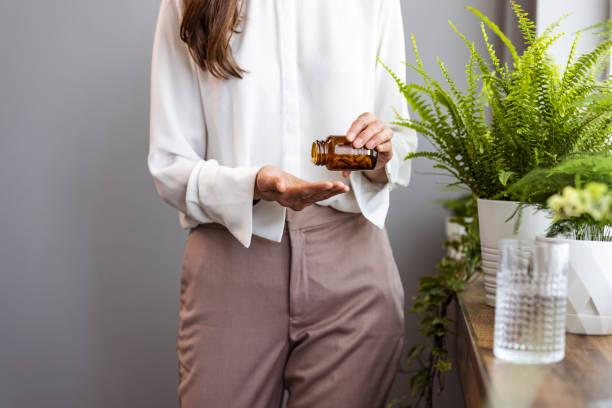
[
  {"xmin": 445, "ymin": 216, "xmax": 472, "ymax": 260},
  {"xmin": 537, "ymin": 236, "xmax": 612, "ymax": 335},
  {"xmin": 477, "ymin": 199, "xmax": 552, "ymax": 307}
]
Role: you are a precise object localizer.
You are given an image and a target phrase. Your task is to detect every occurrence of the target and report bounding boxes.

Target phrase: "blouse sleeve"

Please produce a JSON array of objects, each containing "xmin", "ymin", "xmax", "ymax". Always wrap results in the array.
[
  {"xmin": 147, "ymin": 0, "xmax": 261, "ymax": 248},
  {"xmin": 348, "ymin": 0, "xmax": 418, "ymax": 228},
  {"xmin": 375, "ymin": 0, "xmax": 418, "ymax": 189}
]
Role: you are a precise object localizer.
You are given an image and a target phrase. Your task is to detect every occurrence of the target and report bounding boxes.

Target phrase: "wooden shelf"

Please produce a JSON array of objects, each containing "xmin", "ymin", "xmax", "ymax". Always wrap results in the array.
[{"xmin": 455, "ymin": 274, "xmax": 612, "ymax": 408}]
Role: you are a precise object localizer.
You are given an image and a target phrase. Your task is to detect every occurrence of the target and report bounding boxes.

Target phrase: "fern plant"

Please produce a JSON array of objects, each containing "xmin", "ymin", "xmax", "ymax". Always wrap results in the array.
[{"xmin": 380, "ymin": 1, "xmax": 612, "ymax": 200}]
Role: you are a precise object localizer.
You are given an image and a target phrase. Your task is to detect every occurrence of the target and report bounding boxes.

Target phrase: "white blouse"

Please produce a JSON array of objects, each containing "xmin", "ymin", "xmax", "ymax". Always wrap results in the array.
[{"xmin": 148, "ymin": 0, "xmax": 417, "ymax": 248}]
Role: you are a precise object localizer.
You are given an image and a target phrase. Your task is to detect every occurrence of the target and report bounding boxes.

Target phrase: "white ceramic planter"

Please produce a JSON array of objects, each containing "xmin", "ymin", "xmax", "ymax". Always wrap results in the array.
[
  {"xmin": 537, "ymin": 236, "xmax": 612, "ymax": 335},
  {"xmin": 477, "ymin": 199, "xmax": 552, "ymax": 307}
]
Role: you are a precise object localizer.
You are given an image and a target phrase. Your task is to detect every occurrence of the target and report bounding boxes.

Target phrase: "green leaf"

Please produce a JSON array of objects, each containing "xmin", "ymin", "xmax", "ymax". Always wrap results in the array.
[
  {"xmin": 450, "ymin": 279, "xmax": 467, "ymax": 292},
  {"xmin": 498, "ymin": 170, "xmax": 517, "ymax": 187},
  {"xmin": 431, "ymin": 347, "xmax": 448, "ymax": 358},
  {"xmin": 405, "ymin": 344, "xmax": 426, "ymax": 366},
  {"xmin": 435, "ymin": 359, "xmax": 452, "ymax": 372}
]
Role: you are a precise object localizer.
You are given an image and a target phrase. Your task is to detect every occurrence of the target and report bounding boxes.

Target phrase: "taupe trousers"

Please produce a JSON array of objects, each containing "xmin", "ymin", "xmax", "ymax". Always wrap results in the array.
[{"xmin": 178, "ymin": 204, "xmax": 405, "ymax": 408}]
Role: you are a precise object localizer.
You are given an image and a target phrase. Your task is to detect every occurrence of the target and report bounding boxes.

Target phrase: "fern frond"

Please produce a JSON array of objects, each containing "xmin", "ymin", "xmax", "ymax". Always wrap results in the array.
[
  {"xmin": 480, "ymin": 22, "xmax": 503, "ymax": 77},
  {"xmin": 565, "ymin": 32, "xmax": 581, "ymax": 72},
  {"xmin": 562, "ymin": 39, "xmax": 612, "ymax": 96},
  {"xmin": 465, "ymin": 6, "xmax": 519, "ymax": 63},
  {"xmin": 511, "ymin": 1, "xmax": 536, "ymax": 46}
]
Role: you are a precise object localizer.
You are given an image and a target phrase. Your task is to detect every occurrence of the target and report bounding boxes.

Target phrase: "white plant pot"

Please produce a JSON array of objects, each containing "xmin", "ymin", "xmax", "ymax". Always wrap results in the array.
[
  {"xmin": 537, "ymin": 236, "xmax": 612, "ymax": 335},
  {"xmin": 477, "ymin": 199, "xmax": 552, "ymax": 307},
  {"xmin": 445, "ymin": 216, "xmax": 472, "ymax": 260}
]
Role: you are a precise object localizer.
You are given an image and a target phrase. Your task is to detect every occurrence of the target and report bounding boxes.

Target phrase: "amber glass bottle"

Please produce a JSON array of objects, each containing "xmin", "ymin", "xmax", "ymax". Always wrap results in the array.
[{"xmin": 311, "ymin": 136, "xmax": 378, "ymax": 171}]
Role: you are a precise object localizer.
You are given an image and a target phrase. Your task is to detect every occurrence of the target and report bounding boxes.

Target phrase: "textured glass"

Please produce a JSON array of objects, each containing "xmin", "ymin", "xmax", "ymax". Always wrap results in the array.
[{"xmin": 493, "ymin": 239, "xmax": 569, "ymax": 364}]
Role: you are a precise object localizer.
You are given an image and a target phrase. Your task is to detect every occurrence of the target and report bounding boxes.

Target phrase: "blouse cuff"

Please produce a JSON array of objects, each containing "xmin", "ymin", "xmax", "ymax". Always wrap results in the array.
[
  {"xmin": 252, "ymin": 199, "xmax": 286, "ymax": 243},
  {"xmin": 384, "ymin": 151, "xmax": 401, "ymax": 190},
  {"xmin": 185, "ymin": 160, "xmax": 261, "ymax": 248},
  {"xmin": 349, "ymin": 169, "xmax": 391, "ymax": 228}
]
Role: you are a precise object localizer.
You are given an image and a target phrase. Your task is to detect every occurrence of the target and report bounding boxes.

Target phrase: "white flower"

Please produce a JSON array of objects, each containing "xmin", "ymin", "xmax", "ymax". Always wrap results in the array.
[
  {"xmin": 547, "ymin": 182, "xmax": 612, "ymax": 224},
  {"xmin": 561, "ymin": 186, "xmax": 586, "ymax": 218}
]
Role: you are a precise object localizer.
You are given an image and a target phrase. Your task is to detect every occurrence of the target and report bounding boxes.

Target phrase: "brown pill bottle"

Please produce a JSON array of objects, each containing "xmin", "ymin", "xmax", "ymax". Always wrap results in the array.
[{"xmin": 311, "ymin": 136, "xmax": 378, "ymax": 171}]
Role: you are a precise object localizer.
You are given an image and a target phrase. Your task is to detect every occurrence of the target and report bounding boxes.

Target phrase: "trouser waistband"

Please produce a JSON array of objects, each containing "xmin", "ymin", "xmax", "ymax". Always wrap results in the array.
[{"xmin": 284, "ymin": 204, "xmax": 362, "ymax": 231}]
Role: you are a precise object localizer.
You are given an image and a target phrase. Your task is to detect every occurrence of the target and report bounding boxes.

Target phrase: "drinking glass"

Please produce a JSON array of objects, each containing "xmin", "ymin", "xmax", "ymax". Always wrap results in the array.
[{"xmin": 493, "ymin": 239, "xmax": 570, "ymax": 364}]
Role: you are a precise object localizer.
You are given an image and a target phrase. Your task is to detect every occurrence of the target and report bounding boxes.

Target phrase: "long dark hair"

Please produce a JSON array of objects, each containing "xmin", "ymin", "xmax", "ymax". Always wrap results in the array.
[{"xmin": 179, "ymin": 0, "xmax": 246, "ymax": 79}]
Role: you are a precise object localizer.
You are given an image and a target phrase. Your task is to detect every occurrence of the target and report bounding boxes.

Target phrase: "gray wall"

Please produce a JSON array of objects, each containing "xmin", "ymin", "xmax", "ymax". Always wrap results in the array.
[
  {"xmin": 0, "ymin": 0, "xmax": 569, "ymax": 407},
  {"xmin": 0, "ymin": 2, "xmax": 176, "ymax": 406}
]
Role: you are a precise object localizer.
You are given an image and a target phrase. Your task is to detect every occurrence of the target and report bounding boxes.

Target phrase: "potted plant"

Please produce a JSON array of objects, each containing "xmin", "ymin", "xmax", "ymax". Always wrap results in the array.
[
  {"xmin": 381, "ymin": 2, "xmax": 612, "ymax": 306},
  {"xmin": 509, "ymin": 154, "xmax": 612, "ymax": 335}
]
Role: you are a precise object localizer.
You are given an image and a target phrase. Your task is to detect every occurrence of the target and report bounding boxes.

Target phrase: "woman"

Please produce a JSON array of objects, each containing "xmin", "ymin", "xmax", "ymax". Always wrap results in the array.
[{"xmin": 148, "ymin": 0, "xmax": 417, "ymax": 406}]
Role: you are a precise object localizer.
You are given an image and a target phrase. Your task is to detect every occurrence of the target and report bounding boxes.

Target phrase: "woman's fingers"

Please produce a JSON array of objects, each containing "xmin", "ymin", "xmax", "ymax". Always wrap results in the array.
[
  {"xmin": 332, "ymin": 181, "xmax": 349, "ymax": 190},
  {"xmin": 376, "ymin": 141, "xmax": 393, "ymax": 152},
  {"xmin": 346, "ymin": 112, "xmax": 375, "ymax": 142},
  {"xmin": 275, "ymin": 179, "xmax": 286, "ymax": 193},
  {"xmin": 299, "ymin": 182, "xmax": 348, "ymax": 202},
  {"xmin": 307, "ymin": 188, "xmax": 346, "ymax": 204},
  {"xmin": 290, "ymin": 181, "xmax": 331, "ymax": 197},
  {"xmin": 283, "ymin": 181, "xmax": 348, "ymax": 209},
  {"xmin": 257, "ymin": 166, "xmax": 352, "ymax": 210},
  {"xmin": 312, "ymin": 182, "xmax": 349, "ymax": 200},
  {"xmin": 365, "ymin": 127, "xmax": 392, "ymax": 149},
  {"xmin": 353, "ymin": 119, "xmax": 386, "ymax": 149},
  {"xmin": 345, "ymin": 113, "xmax": 393, "ymax": 167}
]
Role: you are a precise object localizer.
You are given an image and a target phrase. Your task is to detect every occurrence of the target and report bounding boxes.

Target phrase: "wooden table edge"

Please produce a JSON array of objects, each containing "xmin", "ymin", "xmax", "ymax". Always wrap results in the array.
[{"xmin": 455, "ymin": 278, "xmax": 491, "ymax": 408}]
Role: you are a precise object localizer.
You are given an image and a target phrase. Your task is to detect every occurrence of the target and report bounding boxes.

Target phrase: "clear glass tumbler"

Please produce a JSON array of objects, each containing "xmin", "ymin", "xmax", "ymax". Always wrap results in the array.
[{"xmin": 493, "ymin": 239, "xmax": 570, "ymax": 364}]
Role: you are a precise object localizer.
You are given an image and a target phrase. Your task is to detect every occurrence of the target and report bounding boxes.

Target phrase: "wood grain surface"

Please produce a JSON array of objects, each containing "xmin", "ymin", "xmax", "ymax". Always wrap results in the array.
[{"xmin": 455, "ymin": 274, "xmax": 612, "ymax": 408}]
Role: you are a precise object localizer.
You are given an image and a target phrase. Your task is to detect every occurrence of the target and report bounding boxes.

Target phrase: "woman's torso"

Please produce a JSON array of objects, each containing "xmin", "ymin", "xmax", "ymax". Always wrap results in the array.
[{"xmin": 189, "ymin": 0, "xmax": 387, "ymax": 208}]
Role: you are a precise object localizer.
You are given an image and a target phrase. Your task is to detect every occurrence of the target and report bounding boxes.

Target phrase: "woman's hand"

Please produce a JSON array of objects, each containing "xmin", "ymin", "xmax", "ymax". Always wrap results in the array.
[
  {"xmin": 254, "ymin": 166, "xmax": 349, "ymax": 211},
  {"xmin": 343, "ymin": 112, "xmax": 393, "ymax": 183}
]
